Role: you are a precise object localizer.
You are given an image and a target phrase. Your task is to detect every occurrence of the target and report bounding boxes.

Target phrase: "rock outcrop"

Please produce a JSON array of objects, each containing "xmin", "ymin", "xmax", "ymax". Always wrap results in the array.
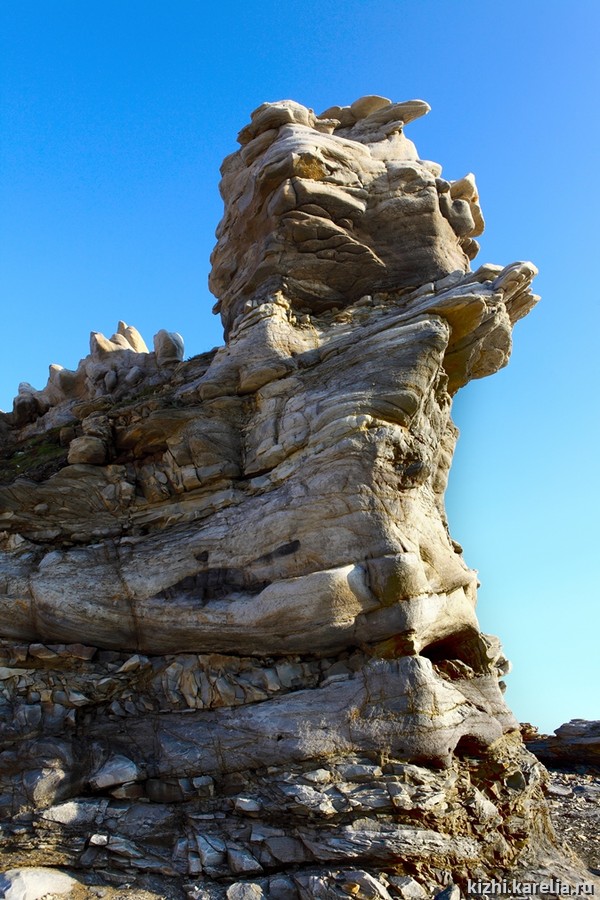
[
  {"xmin": 0, "ymin": 97, "xmax": 593, "ymax": 898},
  {"xmin": 525, "ymin": 721, "xmax": 600, "ymax": 771},
  {"xmin": 521, "ymin": 721, "xmax": 600, "ymax": 877}
]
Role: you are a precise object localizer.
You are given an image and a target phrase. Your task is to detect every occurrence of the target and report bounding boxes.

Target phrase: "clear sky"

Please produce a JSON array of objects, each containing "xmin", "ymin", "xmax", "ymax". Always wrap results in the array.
[{"xmin": 1, "ymin": 0, "xmax": 598, "ymax": 734}]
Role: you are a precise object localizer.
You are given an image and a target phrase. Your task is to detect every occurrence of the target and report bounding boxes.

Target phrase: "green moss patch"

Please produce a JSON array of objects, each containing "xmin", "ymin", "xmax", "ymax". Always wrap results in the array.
[{"xmin": 0, "ymin": 427, "xmax": 68, "ymax": 485}]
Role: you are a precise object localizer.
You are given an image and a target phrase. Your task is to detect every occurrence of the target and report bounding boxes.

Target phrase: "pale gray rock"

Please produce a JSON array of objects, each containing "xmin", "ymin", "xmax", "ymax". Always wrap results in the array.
[
  {"xmin": 89, "ymin": 753, "xmax": 141, "ymax": 790},
  {"xmin": 338, "ymin": 870, "xmax": 392, "ymax": 898},
  {"xmin": 154, "ymin": 328, "xmax": 185, "ymax": 364},
  {"xmin": 226, "ymin": 885, "xmax": 266, "ymax": 900},
  {"xmin": 388, "ymin": 875, "xmax": 428, "ymax": 900},
  {"xmin": 0, "ymin": 867, "xmax": 79, "ymax": 899}
]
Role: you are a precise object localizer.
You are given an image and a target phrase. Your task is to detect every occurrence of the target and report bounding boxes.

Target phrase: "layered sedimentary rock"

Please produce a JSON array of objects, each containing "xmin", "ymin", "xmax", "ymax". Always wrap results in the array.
[
  {"xmin": 0, "ymin": 96, "xmax": 590, "ymax": 898},
  {"xmin": 525, "ymin": 721, "xmax": 600, "ymax": 770}
]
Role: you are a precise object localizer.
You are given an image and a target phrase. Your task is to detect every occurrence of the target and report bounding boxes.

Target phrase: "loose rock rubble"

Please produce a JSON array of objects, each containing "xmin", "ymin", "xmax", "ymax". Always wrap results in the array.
[
  {"xmin": 543, "ymin": 769, "xmax": 600, "ymax": 873},
  {"xmin": 0, "ymin": 96, "xmax": 595, "ymax": 897},
  {"xmin": 522, "ymin": 721, "xmax": 600, "ymax": 874}
]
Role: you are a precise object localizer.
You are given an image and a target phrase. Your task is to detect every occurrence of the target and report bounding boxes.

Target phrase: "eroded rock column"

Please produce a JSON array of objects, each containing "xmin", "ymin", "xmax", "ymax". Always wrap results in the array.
[{"xmin": 0, "ymin": 96, "xmax": 585, "ymax": 899}]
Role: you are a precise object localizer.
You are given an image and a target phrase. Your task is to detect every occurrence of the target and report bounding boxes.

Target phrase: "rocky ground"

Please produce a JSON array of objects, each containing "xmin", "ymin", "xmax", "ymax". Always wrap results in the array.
[
  {"xmin": 1, "ymin": 736, "xmax": 598, "ymax": 898},
  {"xmin": 522, "ymin": 720, "xmax": 600, "ymax": 875},
  {"xmin": 543, "ymin": 767, "xmax": 600, "ymax": 875}
]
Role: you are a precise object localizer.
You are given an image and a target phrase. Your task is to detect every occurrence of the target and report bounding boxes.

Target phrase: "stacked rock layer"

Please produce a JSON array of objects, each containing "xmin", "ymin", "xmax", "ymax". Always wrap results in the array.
[{"xmin": 0, "ymin": 97, "xmax": 584, "ymax": 898}]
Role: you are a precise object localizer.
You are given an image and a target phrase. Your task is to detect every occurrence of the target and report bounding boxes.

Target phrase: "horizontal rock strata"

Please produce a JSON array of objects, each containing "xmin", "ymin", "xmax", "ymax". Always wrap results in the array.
[
  {"xmin": 1, "ymin": 96, "xmax": 591, "ymax": 896},
  {"xmin": 525, "ymin": 720, "xmax": 600, "ymax": 770}
]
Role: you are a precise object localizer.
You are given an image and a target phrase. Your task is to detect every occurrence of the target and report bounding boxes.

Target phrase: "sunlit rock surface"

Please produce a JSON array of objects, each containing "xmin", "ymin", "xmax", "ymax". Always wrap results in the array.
[{"xmin": 0, "ymin": 97, "xmax": 593, "ymax": 898}]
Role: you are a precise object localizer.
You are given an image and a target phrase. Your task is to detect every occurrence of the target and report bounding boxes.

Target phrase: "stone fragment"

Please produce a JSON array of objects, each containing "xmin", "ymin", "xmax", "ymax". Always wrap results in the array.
[
  {"xmin": 145, "ymin": 778, "xmax": 184, "ymax": 802},
  {"xmin": 192, "ymin": 775, "xmax": 215, "ymax": 796},
  {"xmin": 67, "ymin": 435, "xmax": 107, "ymax": 465},
  {"xmin": 154, "ymin": 329, "xmax": 184, "ymax": 365},
  {"xmin": 89, "ymin": 754, "xmax": 140, "ymax": 790},
  {"xmin": 387, "ymin": 876, "xmax": 428, "ymax": 900},
  {"xmin": 303, "ymin": 768, "xmax": 332, "ymax": 784},
  {"xmin": 338, "ymin": 870, "xmax": 393, "ymax": 898},
  {"xmin": 104, "ymin": 369, "xmax": 118, "ymax": 392},
  {"xmin": 108, "ymin": 835, "xmax": 143, "ymax": 857},
  {"xmin": 28, "ymin": 643, "xmax": 58, "ymax": 660},
  {"xmin": 269, "ymin": 874, "xmax": 300, "ymax": 899},
  {"xmin": 547, "ymin": 781, "xmax": 574, "ymax": 798},
  {"xmin": 350, "ymin": 95, "xmax": 392, "ymax": 118},
  {"xmin": 0, "ymin": 867, "xmax": 80, "ymax": 898},
  {"xmin": 117, "ymin": 320, "xmax": 149, "ymax": 353},
  {"xmin": 110, "ymin": 780, "xmax": 145, "ymax": 799},
  {"xmin": 227, "ymin": 847, "xmax": 263, "ymax": 875},
  {"xmin": 234, "ymin": 796, "xmax": 262, "ymax": 813},
  {"xmin": 12, "ymin": 393, "xmax": 41, "ymax": 427},
  {"xmin": 89, "ymin": 833, "xmax": 108, "ymax": 845},
  {"xmin": 41, "ymin": 799, "xmax": 103, "ymax": 825},
  {"xmin": 226, "ymin": 884, "xmax": 266, "ymax": 900},
  {"xmin": 63, "ymin": 642, "xmax": 96, "ymax": 659},
  {"xmin": 336, "ymin": 764, "xmax": 383, "ymax": 782},
  {"xmin": 196, "ymin": 834, "xmax": 226, "ymax": 868},
  {"xmin": 435, "ymin": 886, "xmax": 461, "ymax": 900},
  {"xmin": 124, "ymin": 364, "xmax": 144, "ymax": 385}
]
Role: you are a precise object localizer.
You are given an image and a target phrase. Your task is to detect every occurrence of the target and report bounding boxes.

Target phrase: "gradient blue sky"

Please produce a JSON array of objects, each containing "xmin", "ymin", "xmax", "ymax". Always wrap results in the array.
[{"xmin": 1, "ymin": 1, "xmax": 598, "ymax": 733}]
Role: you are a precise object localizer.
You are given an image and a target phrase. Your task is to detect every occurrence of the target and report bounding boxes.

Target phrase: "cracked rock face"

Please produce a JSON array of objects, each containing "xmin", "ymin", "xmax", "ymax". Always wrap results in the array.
[
  {"xmin": 210, "ymin": 97, "xmax": 484, "ymax": 336},
  {"xmin": 1, "ymin": 96, "xmax": 590, "ymax": 897}
]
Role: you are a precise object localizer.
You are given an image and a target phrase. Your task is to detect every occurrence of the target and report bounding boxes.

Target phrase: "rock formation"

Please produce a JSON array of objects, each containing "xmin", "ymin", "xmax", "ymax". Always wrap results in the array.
[
  {"xmin": 525, "ymin": 721, "xmax": 600, "ymax": 771},
  {"xmin": 0, "ymin": 96, "xmax": 594, "ymax": 898}
]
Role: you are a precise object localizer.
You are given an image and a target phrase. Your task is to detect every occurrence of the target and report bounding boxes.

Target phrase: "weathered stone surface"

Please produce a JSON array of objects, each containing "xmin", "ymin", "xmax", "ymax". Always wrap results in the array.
[
  {"xmin": 89, "ymin": 754, "xmax": 141, "ymax": 790},
  {"xmin": 526, "ymin": 719, "xmax": 600, "ymax": 768},
  {"xmin": 154, "ymin": 328, "xmax": 185, "ymax": 365},
  {"xmin": 0, "ymin": 96, "xmax": 594, "ymax": 897},
  {"xmin": 210, "ymin": 97, "xmax": 486, "ymax": 336},
  {"xmin": 0, "ymin": 867, "xmax": 79, "ymax": 898},
  {"xmin": 66, "ymin": 434, "xmax": 108, "ymax": 465}
]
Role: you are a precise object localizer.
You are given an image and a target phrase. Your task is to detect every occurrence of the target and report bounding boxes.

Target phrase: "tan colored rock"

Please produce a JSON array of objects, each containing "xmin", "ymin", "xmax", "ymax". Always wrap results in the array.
[
  {"xmin": 117, "ymin": 319, "xmax": 149, "ymax": 353},
  {"xmin": 350, "ymin": 94, "xmax": 392, "ymax": 118},
  {"xmin": 66, "ymin": 434, "xmax": 107, "ymax": 465},
  {"xmin": 210, "ymin": 97, "xmax": 484, "ymax": 336},
  {"xmin": 0, "ymin": 97, "xmax": 587, "ymax": 896},
  {"xmin": 153, "ymin": 328, "xmax": 184, "ymax": 364}
]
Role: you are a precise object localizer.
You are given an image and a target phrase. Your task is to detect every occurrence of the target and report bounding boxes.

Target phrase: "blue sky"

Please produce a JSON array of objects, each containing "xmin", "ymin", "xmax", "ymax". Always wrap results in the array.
[{"xmin": 1, "ymin": 0, "xmax": 598, "ymax": 733}]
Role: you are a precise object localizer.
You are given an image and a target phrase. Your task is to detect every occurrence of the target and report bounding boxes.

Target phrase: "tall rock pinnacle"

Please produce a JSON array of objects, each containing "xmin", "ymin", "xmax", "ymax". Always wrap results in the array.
[{"xmin": 0, "ymin": 98, "xmax": 592, "ymax": 897}]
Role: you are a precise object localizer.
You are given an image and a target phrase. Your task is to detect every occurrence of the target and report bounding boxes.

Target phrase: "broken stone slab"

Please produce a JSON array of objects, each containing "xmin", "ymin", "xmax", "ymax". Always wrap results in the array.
[
  {"xmin": 89, "ymin": 754, "xmax": 141, "ymax": 790},
  {"xmin": 388, "ymin": 875, "xmax": 428, "ymax": 900}
]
